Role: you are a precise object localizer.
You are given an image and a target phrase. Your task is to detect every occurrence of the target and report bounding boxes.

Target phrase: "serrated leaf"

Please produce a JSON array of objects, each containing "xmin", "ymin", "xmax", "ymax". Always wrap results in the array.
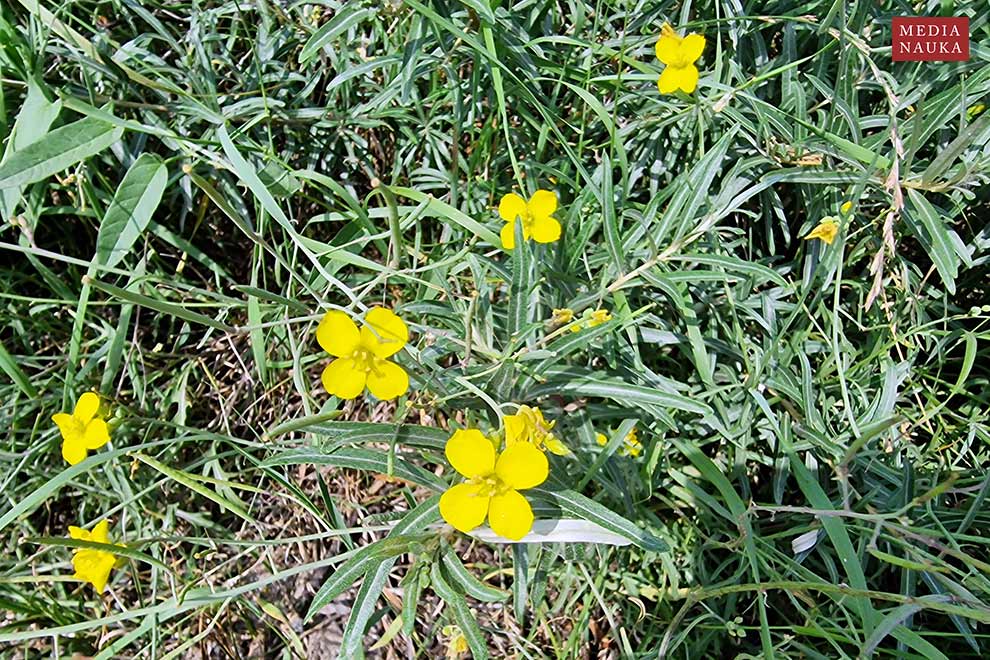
[
  {"xmin": 0, "ymin": 116, "xmax": 123, "ymax": 189},
  {"xmin": 96, "ymin": 154, "xmax": 167, "ymax": 269}
]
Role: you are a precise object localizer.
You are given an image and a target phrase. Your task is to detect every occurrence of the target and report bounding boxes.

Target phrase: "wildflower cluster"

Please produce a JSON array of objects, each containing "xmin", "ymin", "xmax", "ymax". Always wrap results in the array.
[
  {"xmin": 439, "ymin": 403, "xmax": 572, "ymax": 540},
  {"xmin": 550, "ymin": 307, "xmax": 613, "ymax": 334}
]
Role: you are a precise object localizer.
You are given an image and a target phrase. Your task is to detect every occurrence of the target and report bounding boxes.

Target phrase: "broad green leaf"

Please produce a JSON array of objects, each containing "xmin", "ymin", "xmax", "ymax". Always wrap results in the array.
[
  {"xmin": 0, "ymin": 116, "xmax": 123, "ymax": 189},
  {"xmin": 96, "ymin": 154, "xmax": 168, "ymax": 269},
  {"xmin": 0, "ymin": 79, "xmax": 61, "ymax": 219}
]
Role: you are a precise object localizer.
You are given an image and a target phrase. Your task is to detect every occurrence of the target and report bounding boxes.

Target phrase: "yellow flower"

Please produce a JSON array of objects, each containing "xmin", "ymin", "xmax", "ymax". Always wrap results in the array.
[
  {"xmin": 316, "ymin": 308, "xmax": 409, "ymax": 400},
  {"xmin": 443, "ymin": 625, "xmax": 469, "ymax": 658},
  {"xmin": 504, "ymin": 405, "xmax": 570, "ymax": 456},
  {"xmin": 439, "ymin": 429, "xmax": 548, "ymax": 541},
  {"xmin": 803, "ymin": 217, "xmax": 839, "ymax": 245},
  {"xmin": 498, "ymin": 189, "xmax": 561, "ymax": 250},
  {"xmin": 596, "ymin": 427, "xmax": 643, "ymax": 457},
  {"xmin": 655, "ymin": 23, "xmax": 706, "ymax": 94},
  {"xmin": 587, "ymin": 309, "xmax": 613, "ymax": 327},
  {"xmin": 840, "ymin": 201, "xmax": 854, "ymax": 216},
  {"xmin": 550, "ymin": 308, "xmax": 580, "ymax": 333},
  {"xmin": 52, "ymin": 392, "xmax": 110, "ymax": 465},
  {"xmin": 968, "ymin": 103, "xmax": 985, "ymax": 119},
  {"xmin": 68, "ymin": 520, "xmax": 120, "ymax": 592}
]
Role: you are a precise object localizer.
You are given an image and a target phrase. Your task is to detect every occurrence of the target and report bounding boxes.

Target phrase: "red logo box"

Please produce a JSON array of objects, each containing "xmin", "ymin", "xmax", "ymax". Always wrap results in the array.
[{"xmin": 892, "ymin": 17, "xmax": 969, "ymax": 62}]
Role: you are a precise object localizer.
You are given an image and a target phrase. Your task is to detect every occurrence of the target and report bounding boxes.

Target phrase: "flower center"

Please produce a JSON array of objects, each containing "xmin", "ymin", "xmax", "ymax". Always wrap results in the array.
[
  {"xmin": 470, "ymin": 473, "xmax": 510, "ymax": 498},
  {"xmin": 349, "ymin": 348, "xmax": 378, "ymax": 374}
]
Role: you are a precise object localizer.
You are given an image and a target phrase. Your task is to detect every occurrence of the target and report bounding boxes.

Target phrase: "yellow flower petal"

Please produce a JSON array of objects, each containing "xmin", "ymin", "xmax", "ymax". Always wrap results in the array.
[
  {"xmin": 366, "ymin": 359, "xmax": 409, "ymax": 400},
  {"xmin": 83, "ymin": 419, "xmax": 110, "ymax": 450},
  {"xmin": 680, "ymin": 33, "xmax": 706, "ymax": 63},
  {"xmin": 360, "ymin": 307, "xmax": 408, "ymax": 358},
  {"xmin": 62, "ymin": 440, "xmax": 87, "ymax": 465},
  {"xmin": 655, "ymin": 31, "xmax": 683, "ymax": 65},
  {"xmin": 321, "ymin": 358, "xmax": 367, "ymax": 399},
  {"xmin": 658, "ymin": 65, "xmax": 699, "ymax": 94},
  {"xmin": 503, "ymin": 412, "xmax": 528, "ymax": 446},
  {"xmin": 90, "ymin": 520, "xmax": 111, "ymax": 544},
  {"xmin": 498, "ymin": 193, "xmax": 527, "ymax": 222},
  {"xmin": 500, "ymin": 222, "xmax": 517, "ymax": 250},
  {"xmin": 445, "ymin": 429, "xmax": 496, "ymax": 478},
  {"xmin": 488, "ymin": 489, "xmax": 534, "ymax": 541},
  {"xmin": 68, "ymin": 526, "xmax": 88, "ymax": 540},
  {"xmin": 530, "ymin": 215, "xmax": 561, "ymax": 244},
  {"xmin": 596, "ymin": 432, "xmax": 608, "ymax": 446},
  {"xmin": 439, "ymin": 482, "xmax": 490, "ymax": 533},
  {"xmin": 316, "ymin": 310, "xmax": 361, "ymax": 357},
  {"xmin": 74, "ymin": 392, "xmax": 100, "ymax": 423},
  {"xmin": 527, "ymin": 190, "xmax": 557, "ymax": 218},
  {"xmin": 495, "ymin": 442, "xmax": 548, "ymax": 490},
  {"xmin": 53, "ymin": 412, "xmax": 82, "ymax": 444},
  {"xmin": 72, "ymin": 548, "xmax": 116, "ymax": 592},
  {"xmin": 840, "ymin": 201, "xmax": 854, "ymax": 216}
]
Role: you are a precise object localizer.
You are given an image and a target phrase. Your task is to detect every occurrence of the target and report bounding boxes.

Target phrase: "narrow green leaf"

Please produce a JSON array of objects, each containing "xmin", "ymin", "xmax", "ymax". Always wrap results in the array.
[
  {"xmin": 260, "ymin": 447, "xmax": 445, "ymax": 491},
  {"xmin": 299, "ymin": 8, "xmax": 375, "ymax": 64},
  {"xmin": 133, "ymin": 453, "xmax": 254, "ymax": 524},
  {"xmin": 431, "ymin": 563, "xmax": 490, "ymax": 660},
  {"xmin": 532, "ymin": 487, "xmax": 668, "ymax": 552},
  {"xmin": 442, "ymin": 547, "xmax": 509, "ymax": 602}
]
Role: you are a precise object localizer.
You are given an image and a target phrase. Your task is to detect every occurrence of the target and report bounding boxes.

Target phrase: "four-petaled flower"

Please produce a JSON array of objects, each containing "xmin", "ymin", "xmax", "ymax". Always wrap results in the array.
[
  {"xmin": 317, "ymin": 308, "xmax": 410, "ymax": 400},
  {"xmin": 68, "ymin": 520, "xmax": 121, "ymax": 592},
  {"xmin": 498, "ymin": 189, "xmax": 562, "ymax": 250},
  {"xmin": 656, "ymin": 23, "xmax": 706, "ymax": 94},
  {"xmin": 53, "ymin": 392, "xmax": 110, "ymax": 465},
  {"xmin": 597, "ymin": 426, "xmax": 643, "ymax": 457},
  {"xmin": 439, "ymin": 429, "xmax": 548, "ymax": 540},
  {"xmin": 804, "ymin": 218, "xmax": 839, "ymax": 245},
  {"xmin": 504, "ymin": 405, "xmax": 570, "ymax": 456}
]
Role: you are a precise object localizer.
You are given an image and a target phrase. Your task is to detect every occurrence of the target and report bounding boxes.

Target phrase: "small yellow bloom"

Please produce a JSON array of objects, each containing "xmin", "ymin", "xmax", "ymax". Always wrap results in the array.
[
  {"xmin": 587, "ymin": 309, "xmax": 613, "ymax": 327},
  {"xmin": 968, "ymin": 103, "xmax": 985, "ymax": 119},
  {"xmin": 443, "ymin": 625, "xmax": 469, "ymax": 658},
  {"xmin": 803, "ymin": 218, "xmax": 839, "ymax": 245},
  {"xmin": 68, "ymin": 520, "xmax": 121, "ymax": 592},
  {"xmin": 439, "ymin": 429, "xmax": 548, "ymax": 540},
  {"xmin": 504, "ymin": 405, "xmax": 570, "ymax": 456},
  {"xmin": 840, "ymin": 201, "xmax": 854, "ymax": 216},
  {"xmin": 596, "ymin": 427, "xmax": 643, "ymax": 457},
  {"xmin": 52, "ymin": 392, "xmax": 110, "ymax": 465},
  {"xmin": 498, "ymin": 189, "xmax": 561, "ymax": 250},
  {"xmin": 316, "ymin": 308, "xmax": 409, "ymax": 400},
  {"xmin": 655, "ymin": 23, "xmax": 706, "ymax": 94},
  {"xmin": 550, "ymin": 308, "xmax": 580, "ymax": 333}
]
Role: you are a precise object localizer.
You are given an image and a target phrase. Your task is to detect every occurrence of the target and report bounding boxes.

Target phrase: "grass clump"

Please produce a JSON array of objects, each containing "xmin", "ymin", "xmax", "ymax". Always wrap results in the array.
[{"xmin": 1, "ymin": 0, "xmax": 989, "ymax": 657}]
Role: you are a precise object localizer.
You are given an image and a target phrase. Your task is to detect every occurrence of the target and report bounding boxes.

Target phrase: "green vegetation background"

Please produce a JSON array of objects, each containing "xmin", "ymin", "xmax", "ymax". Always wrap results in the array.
[{"xmin": 1, "ymin": 0, "xmax": 989, "ymax": 657}]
